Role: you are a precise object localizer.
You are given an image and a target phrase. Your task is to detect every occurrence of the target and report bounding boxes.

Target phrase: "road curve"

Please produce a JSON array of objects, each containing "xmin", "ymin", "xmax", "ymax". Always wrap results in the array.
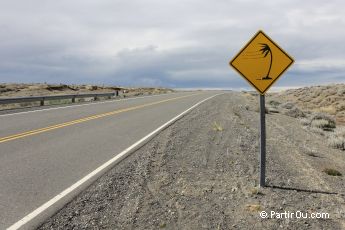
[{"xmin": 0, "ymin": 91, "xmax": 220, "ymax": 229}]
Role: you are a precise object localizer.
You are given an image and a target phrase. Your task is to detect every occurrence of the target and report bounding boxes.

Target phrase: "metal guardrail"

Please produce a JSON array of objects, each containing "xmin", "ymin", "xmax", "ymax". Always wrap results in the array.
[{"xmin": 0, "ymin": 91, "xmax": 119, "ymax": 106}]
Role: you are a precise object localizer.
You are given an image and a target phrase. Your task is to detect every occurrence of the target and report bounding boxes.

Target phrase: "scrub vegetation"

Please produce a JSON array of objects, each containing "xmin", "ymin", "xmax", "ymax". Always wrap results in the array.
[{"xmin": 267, "ymin": 84, "xmax": 345, "ymax": 151}]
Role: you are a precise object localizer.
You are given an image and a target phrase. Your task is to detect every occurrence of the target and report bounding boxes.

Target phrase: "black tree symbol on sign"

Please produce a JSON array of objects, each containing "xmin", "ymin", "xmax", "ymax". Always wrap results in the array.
[{"xmin": 259, "ymin": 43, "xmax": 272, "ymax": 80}]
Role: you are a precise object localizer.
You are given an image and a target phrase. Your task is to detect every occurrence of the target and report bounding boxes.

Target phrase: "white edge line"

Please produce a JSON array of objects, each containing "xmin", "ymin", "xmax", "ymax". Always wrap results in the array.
[
  {"xmin": 7, "ymin": 93, "xmax": 223, "ymax": 230},
  {"xmin": 0, "ymin": 92, "xmax": 180, "ymax": 117}
]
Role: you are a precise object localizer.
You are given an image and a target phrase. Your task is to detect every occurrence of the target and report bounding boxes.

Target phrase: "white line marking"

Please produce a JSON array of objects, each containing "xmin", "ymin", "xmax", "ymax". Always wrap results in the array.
[
  {"xmin": 0, "ymin": 93, "xmax": 180, "ymax": 117},
  {"xmin": 6, "ymin": 93, "xmax": 223, "ymax": 230}
]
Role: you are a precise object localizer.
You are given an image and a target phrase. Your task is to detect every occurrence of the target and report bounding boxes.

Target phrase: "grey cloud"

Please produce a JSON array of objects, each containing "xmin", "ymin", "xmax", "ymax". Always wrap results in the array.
[{"xmin": 0, "ymin": 0, "xmax": 344, "ymax": 88}]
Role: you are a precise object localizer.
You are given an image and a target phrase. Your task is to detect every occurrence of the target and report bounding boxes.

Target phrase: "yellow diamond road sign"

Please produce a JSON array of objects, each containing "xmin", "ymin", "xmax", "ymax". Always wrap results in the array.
[{"xmin": 230, "ymin": 30, "xmax": 294, "ymax": 94}]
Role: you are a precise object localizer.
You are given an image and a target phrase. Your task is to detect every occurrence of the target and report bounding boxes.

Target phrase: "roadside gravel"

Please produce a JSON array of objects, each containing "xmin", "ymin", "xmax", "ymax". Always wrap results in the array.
[{"xmin": 39, "ymin": 92, "xmax": 345, "ymax": 229}]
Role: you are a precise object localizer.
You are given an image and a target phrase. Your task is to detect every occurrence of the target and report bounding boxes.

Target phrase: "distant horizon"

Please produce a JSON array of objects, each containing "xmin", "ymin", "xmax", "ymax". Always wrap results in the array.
[{"xmin": 1, "ymin": 81, "xmax": 344, "ymax": 93}]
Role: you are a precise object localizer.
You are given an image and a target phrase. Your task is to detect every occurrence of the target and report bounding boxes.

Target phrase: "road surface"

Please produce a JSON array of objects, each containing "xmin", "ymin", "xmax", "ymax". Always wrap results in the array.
[{"xmin": 0, "ymin": 91, "xmax": 219, "ymax": 229}]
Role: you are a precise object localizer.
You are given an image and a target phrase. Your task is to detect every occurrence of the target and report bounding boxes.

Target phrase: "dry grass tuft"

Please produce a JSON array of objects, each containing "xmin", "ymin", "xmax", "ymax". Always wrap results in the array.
[
  {"xmin": 310, "ymin": 127, "xmax": 326, "ymax": 136},
  {"xmin": 327, "ymin": 136, "xmax": 345, "ymax": 150},
  {"xmin": 246, "ymin": 204, "xmax": 262, "ymax": 212},
  {"xmin": 323, "ymin": 168, "xmax": 342, "ymax": 176},
  {"xmin": 249, "ymin": 187, "xmax": 264, "ymax": 195},
  {"xmin": 318, "ymin": 106, "xmax": 337, "ymax": 115},
  {"xmin": 213, "ymin": 122, "xmax": 223, "ymax": 131}
]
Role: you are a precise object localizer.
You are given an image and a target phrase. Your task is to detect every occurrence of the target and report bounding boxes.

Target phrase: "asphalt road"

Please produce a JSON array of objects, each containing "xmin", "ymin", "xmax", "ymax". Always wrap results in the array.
[{"xmin": 0, "ymin": 91, "xmax": 219, "ymax": 229}]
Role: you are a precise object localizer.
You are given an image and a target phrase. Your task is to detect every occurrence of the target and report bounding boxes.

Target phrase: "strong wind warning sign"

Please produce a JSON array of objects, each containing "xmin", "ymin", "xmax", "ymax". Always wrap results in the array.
[{"xmin": 230, "ymin": 30, "xmax": 294, "ymax": 94}]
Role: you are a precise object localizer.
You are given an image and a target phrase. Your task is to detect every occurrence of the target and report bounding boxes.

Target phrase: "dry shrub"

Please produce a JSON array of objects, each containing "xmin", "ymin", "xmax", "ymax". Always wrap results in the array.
[
  {"xmin": 280, "ymin": 102, "xmax": 295, "ymax": 109},
  {"xmin": 299, "ymin": 118, "xmax": 311, "ymax": 126},
  {"xmin": 306, "ymin": 150, "xmax": 319, "ymax": 157},
  {"xmin": 336, "ymin": 102, "xmax": 345, "ymax": 111},
  {"xmin": 254, "ymin": 105, "xmax": 269, "ymax": 113},
  {"xmin": 283, "ymin": 107, "xmax": 305, "ymax": 118},
  {"xmin": 310, "ymin": 127, "xmax": 325, "ymax": 136},
  {"xmin": 337, "ymin": 88, "xmax": 345, "ymax": 96},
  {"xmin": 323, "ymin": 168, "xmax": 342, "ymax": 176},
  {"xmin": 268, "ymin": 100, "xmax": 281, "ymax": 108},
  {"xmin": 267, "ymin": 107, "xmax": 279, "ymax": 113},
  {"xmin": 327, "ymin": 88, "xmax": 337, "ymax": 96},
  {"xmin": 311, "ymin": 119, "xmax": 330, "ymax": 129},
  {"xmin": 328, "ymin": 136, "xmax": 345, "ymax": 150},
  {"xmin": 310, "ymin": 113, "xmax": 336, "ymax": 130},
  {"xmin": 335, "ymin": 126, "xmax": 345, "ymax": 137}
]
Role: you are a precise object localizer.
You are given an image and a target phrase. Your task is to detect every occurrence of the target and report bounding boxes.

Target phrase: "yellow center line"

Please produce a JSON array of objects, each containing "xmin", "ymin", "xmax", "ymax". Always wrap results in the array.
[{"xmin": 0, "ymin": 93, "xmax": 201, "ymax": 143}]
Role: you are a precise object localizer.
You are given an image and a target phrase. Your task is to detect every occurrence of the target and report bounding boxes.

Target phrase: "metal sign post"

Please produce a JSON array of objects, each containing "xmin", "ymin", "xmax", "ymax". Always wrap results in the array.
[{"xmin": 259, "ymin": 94, "xmax": 266, "ymax": 187}]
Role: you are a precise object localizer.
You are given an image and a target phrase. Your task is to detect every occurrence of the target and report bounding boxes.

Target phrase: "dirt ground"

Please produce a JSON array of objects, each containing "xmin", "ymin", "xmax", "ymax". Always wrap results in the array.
[{"xmin": 39, "ymin": 92, "xmax": 345, "ymax": 230}]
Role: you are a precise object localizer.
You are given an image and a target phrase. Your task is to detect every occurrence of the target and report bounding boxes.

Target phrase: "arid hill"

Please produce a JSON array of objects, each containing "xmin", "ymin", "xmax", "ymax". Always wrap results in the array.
[{"xmin": 271, "ymin": 84, "xmax": 345, "ymax": 125}]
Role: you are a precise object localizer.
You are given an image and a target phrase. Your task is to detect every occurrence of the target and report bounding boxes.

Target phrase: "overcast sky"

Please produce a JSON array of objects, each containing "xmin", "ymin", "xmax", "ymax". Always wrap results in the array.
[{"xmin": 0, "ymin": 0, "xmax": 344, "ymax": 89}]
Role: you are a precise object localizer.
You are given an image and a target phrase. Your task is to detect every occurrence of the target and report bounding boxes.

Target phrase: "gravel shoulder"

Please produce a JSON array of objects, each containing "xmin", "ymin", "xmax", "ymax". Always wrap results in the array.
[{"xmin": 39, "ymin": 92, "xmax": 345, "ymax": 230}]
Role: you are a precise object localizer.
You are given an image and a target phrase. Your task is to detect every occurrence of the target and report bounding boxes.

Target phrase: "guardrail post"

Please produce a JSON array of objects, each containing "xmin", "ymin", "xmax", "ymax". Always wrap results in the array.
[{"xmin": 40, "ymin": 98, "xmax": 44, "ymax": 106}]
